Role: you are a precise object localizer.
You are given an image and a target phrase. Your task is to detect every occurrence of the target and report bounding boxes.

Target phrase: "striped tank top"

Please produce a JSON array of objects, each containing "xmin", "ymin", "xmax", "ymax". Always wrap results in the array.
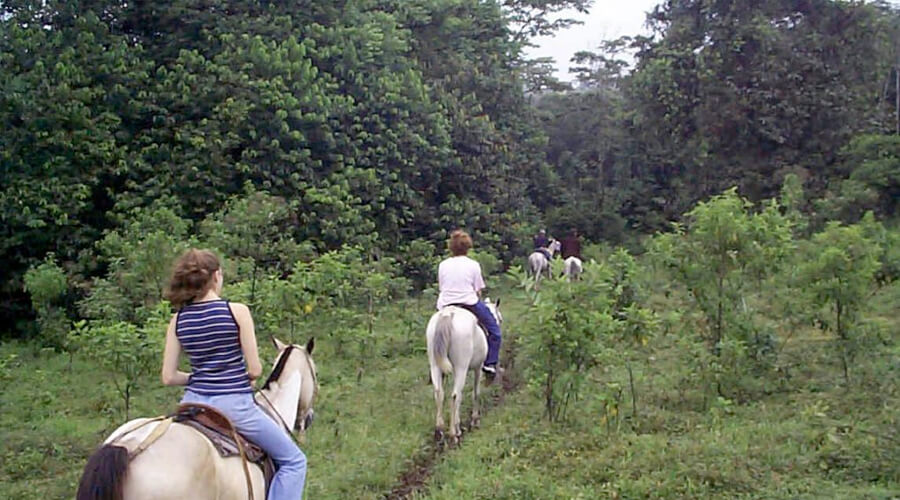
[{"xmin": 175, "ymin": 300, "xmax": 252, "ymax": 395}]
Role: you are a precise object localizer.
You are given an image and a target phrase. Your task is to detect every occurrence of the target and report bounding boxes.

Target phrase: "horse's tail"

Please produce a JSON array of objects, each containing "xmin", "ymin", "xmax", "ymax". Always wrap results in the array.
[
  {"xmin": 76, "ymin": 444, "xmax": 129, "ymax": 500},
  {"xmin": 431, "ymin": 310, "xmax": 454, "ymax": 374}
]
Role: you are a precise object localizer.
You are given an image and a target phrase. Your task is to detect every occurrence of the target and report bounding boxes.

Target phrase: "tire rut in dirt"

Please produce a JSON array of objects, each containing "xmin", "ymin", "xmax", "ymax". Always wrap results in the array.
[{"xmin": 383, "ymin": 334, "xmax": 521, "ymax": 500}]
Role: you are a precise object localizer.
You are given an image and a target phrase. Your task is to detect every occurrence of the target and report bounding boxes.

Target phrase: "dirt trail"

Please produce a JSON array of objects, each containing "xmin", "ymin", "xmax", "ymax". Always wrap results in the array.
[{"xmin": 383, "ymin": 334, "xmax": 521, "ymax": 500}]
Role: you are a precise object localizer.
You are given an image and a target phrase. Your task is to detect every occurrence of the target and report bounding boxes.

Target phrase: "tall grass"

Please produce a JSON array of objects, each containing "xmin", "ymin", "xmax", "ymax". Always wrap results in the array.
[
  {"xmin": 415, "ymin": 280, "xmax": 900, "ymax": 499},
  {"xmin": 1, "ymin": 280, "xmax": 897, "ymax": 499}
]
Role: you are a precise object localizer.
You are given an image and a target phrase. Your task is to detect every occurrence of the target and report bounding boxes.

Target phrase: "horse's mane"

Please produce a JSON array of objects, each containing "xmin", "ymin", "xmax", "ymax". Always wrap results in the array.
[{"xmin": 262, "ymin": 345, "xmax": 295, "ymax": 390}]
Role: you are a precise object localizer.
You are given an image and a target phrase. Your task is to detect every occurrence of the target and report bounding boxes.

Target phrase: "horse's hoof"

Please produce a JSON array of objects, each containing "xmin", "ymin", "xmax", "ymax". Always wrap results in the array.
[
  {"xmin": 434, "ymin": 429, "xmax": 444, "ymax": 442},
  {"xmin": 469, "ymin": 418, "xmax": 480, "ymax": 429},
  {"xmin": 449, "ymin": 435, "xmax": 460, "ymax": 447}
]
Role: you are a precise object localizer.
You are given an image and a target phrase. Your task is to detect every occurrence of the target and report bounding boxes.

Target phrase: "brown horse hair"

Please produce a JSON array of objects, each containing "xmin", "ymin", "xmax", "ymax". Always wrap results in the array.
[
  {"xmin": 262, "ymin": 345, "xmax": 295, "ymax": 390},
  {"xmin": 76, "ymin": 444, "xmax": 129, "ymax": 500}
]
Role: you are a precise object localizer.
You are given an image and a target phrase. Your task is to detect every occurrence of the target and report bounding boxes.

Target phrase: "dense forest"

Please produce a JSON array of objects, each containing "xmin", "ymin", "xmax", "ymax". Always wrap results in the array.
[
  {"xmin": 2, "ymin": 0, "xmax": 900, "ymax": 332},
  {"xmin": 3, "ymin": 2, "xmax": 900, "ymax": 498}
]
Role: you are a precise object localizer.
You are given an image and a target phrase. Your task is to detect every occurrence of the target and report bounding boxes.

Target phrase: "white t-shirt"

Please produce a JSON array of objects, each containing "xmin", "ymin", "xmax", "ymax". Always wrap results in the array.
[{"xmin": 436, "ymin": 256, "xmax": 486, "ymax": 309}]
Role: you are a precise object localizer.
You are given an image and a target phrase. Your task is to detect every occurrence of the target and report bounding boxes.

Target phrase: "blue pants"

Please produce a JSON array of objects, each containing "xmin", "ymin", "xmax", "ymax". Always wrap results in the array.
[
  {"xmin": 464, "ymin": 301, "xmax": 502, "ymax": 367},
  {"xmin": 181, "ymin": 390, "xmax": 306, "ymax": 500}
]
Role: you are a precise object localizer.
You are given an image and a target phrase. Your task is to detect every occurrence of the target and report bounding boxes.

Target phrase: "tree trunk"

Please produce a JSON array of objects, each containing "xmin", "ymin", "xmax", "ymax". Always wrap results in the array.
[{"xmin": 628, "ymin": 362, "xmax": 638, "ymax": 418}]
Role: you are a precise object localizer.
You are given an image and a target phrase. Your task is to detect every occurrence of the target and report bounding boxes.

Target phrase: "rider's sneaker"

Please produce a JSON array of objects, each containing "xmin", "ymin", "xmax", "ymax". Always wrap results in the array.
[{"xmin": 482, "ymin": 364, "xmax": 497, "ymax": 384}]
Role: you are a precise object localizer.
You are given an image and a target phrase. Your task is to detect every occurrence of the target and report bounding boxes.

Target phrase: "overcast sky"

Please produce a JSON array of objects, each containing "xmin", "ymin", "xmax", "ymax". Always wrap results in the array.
[
  {"xmin": 524, "ymin": 0, "xmax": 661, "ymax": 81},
  {"xmin": 526, "ymin": 0, "xmax": 900, "ymax": 82}
]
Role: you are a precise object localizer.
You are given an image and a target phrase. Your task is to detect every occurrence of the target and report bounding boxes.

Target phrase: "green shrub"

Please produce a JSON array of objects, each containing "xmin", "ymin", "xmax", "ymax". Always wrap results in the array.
[
  {"xmin": 649, "ymin": 189, "xmax": 793, "ymax": 358},
  {"xmin": 469, "ymin": 248, "xmax": 502, "ymax": 277},
  {"xmin": 510, "ymin": 253, "xmax": 657, "ymax": 422},
  {"xmin": 397, "ymin": 238, "xmax": 439, "ymax": 291},
  {"xmin": 23, "ymin": 256, "xmax": 70, "ymax": 350},
  {"xmin": 73, "ymin": 302, "xmax": 168, "ymax": 418},
  {"xmin": 799, "ymin": 216, "xmax": 882, "ymax": 384},
  {"xmin": 83, "ymin": 202, "xmax": 191, "ymax": 323}
]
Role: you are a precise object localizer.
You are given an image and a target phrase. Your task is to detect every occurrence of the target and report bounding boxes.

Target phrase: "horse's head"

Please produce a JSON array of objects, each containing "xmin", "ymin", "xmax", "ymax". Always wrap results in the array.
[
  {"xmin": 548, "ymin": 239, "xmax": 561, "ymax": 256},
  {"xmin": 267, "ymin": 337, "xmax": 319, "ymax": 432}
]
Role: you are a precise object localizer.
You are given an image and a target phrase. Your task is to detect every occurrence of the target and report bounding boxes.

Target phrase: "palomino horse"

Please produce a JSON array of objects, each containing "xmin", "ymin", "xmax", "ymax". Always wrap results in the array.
[
  {"xmin": 564, "ymin": 256, "xmax": 583, "ymax": 281},
  {"xmin": 76, "ymin": 338, "xmax": 318, "ymax": 500},
  {"xmin": 426, "ymin": 299, "xmax": 502, "ymax": 445},
  {"xmin": 528, "ymin": 239, "xmax": 560, "ymax": 286}
]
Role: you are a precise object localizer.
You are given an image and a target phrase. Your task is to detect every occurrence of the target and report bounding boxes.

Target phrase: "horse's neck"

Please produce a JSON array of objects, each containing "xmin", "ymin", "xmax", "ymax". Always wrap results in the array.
[{"xmin": 256, "ymin": 371, "xmax": 302, "ymax": 430}]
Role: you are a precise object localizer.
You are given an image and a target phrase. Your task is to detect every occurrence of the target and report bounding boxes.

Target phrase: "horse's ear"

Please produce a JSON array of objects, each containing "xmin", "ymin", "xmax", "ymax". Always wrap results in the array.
[
  {"xmin": 271, "ymin": 336, "xmax": 287, "ymax": 351},
  {"xmin": 305, "ymin": 337, "xmax": 315, "ymax": 355}
]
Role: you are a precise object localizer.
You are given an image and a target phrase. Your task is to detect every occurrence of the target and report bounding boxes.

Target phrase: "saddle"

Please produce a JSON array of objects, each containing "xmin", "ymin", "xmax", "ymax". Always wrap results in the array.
[
  {"xmin": 173, "ymin": 403, "xmax": 275, "ymax": 495},
  {"xmin": 446, "ymin": 304, "xmax": 490, "ymax": 337}
]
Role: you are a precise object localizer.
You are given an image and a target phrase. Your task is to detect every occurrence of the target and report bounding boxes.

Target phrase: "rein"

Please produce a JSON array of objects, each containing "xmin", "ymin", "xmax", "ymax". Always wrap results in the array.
[
  {"xmin": 254, "ymin": 388, "xmax": 301, "ymax": 447},
  {"xmin": 254, "ymin": 345, "xmax": 317, "ymax": 448}
]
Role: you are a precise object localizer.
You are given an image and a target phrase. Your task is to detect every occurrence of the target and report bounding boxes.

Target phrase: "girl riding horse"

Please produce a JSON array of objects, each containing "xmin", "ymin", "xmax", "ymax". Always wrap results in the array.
[{"xmin": 161, "ymin": 249, "xmax": 306, "ymax": 499}]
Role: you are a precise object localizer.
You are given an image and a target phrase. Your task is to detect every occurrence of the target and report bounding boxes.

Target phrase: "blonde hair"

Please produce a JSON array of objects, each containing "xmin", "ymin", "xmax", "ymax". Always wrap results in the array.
[
  {"xmin": 164, "ymin": 249, "xmax": 220, "ymax": 309},
  {"xmin": 448, "ymin": 230, "xmax": 473, "ymax": 256}
]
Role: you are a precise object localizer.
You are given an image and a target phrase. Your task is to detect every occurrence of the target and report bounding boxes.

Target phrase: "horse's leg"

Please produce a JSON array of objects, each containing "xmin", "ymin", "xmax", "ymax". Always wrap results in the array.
[
  {"xmin": 470, "ymin": 368, "xmax": 481, "ymax": 429},
  {"xmin": 431, "ymin": 364, "xmax": 445, "ymax": 441},
  {"xmin": 449, "ymin": 364, "xmax": 468, "ymax": 445}
]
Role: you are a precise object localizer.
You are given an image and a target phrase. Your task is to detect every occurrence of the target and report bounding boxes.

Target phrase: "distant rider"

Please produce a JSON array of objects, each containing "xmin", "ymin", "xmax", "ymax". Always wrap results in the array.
[
  {"xmin": 560, "ymin": 228, "xmax": 582, "ymax": 260},
  {"xmin": 533, "ymin": 229, "xmax": 552, "ymax": 261},
  {"xmin": 436, "ymin": 230, "xmax": 502, "ymax": 380}
]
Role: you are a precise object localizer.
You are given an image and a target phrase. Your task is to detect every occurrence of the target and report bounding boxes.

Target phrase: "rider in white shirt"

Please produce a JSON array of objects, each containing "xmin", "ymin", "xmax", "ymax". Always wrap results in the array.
[{"xmin": 436, "ymin": 230, "xmax": 502, "ymax": 378}]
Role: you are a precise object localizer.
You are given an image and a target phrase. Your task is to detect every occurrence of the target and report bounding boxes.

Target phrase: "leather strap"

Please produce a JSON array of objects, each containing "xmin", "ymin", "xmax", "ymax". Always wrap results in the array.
[
  {"xmin": 128, "ymin": 417, "xmax": 173, "ymax": 460},
  {"xmin": 109, "ymin": 415, "xmax": 167, "ymax": 452},
  {"xmin": 231, "ymin": 428, "xmax": 255, "ymax": 500}
]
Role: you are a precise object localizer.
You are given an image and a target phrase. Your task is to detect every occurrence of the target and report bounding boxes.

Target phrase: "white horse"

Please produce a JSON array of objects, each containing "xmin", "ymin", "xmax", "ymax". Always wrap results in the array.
[
  {"xmin": 528, "ymin": 239, "xmax": 560, "ymax": 286},
  {"xmin": 564, "ymin": 256, "xmax": 583, "ymax": 281},
  {"xmin": 76, "ymin": 338, "xmax": 318, "ymax": 500},
  {"xmin": 426, "ymin": 299, "xmax": 502, "ymax": 445}
]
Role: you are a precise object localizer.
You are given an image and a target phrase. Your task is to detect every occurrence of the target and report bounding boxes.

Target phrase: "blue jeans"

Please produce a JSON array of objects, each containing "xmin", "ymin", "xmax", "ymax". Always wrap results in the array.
[
  {"xmin": 463, "ymin": 301, "xmax": 502, "ymax": 367},
  {"xmin": 181, "ymin": 390, "xmax": 306, "ymax": 500}
]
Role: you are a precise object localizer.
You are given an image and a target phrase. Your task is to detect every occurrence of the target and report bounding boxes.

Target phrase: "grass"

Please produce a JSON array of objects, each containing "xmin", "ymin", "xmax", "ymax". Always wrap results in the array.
[
  {"xmin": 415, "ymin": 280, "xmax": 900, "ymax": 500},
  {"xmin": 0, "ymin": 288, "xmax": 511, "ymax": 499},
  {"xmin": 1, "ymin": 279, "xmax": 898, "ymax": 499}
]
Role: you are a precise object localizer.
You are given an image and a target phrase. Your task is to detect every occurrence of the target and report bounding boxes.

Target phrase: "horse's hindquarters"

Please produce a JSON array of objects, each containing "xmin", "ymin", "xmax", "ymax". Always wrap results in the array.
[
  {"xmin": 122, "ymin": 423, "xmax": 264, "ymax": 499},
  {"xmin": 528, "ymin": 253, "xmax": 546, "ymax": 273}
]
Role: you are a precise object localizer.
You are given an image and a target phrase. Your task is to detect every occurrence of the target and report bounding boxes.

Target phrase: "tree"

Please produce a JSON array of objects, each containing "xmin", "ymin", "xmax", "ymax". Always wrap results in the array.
[
  {"xmin": 79, "ymin": 202, "xmax": 191, "ymax": 323},
  {"xmin": 502, "ymin": 0, "xmax": 592, "ymax": 44},
  {"xmin": 74, "ymin": 302, "xmax": 167, "ymax": 418},
  {"xmin": 22, "ymin": 256, "xmax": 70, "ymax": 350},
  {"xmin": 799, "ymin": 216, "xmax": 883, "ymax": 384},
  {"xmin": 0, "ymin": 10, "xmax": 151, "ymax": 325},
  {"xmin": 650, "ymin": 188, "xmax": 793, "ymax": 355},
  {"xmin": 520, "ymin": 57, "xmax": 571, "ymax": 94},
  {"xmin": 511, "ymin": 250, "xmax": 656, "ymax": 422},
  {"xmin": 199, "ymin": 187, "xmax": 313, "ymax": 304},
  {"xmin": 824, "ymin": 134, "xmax": 900, "ymax": 221},
  {"xmin": 627, "ymin": 0, "xmax": 895, "ymax": 211}
]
